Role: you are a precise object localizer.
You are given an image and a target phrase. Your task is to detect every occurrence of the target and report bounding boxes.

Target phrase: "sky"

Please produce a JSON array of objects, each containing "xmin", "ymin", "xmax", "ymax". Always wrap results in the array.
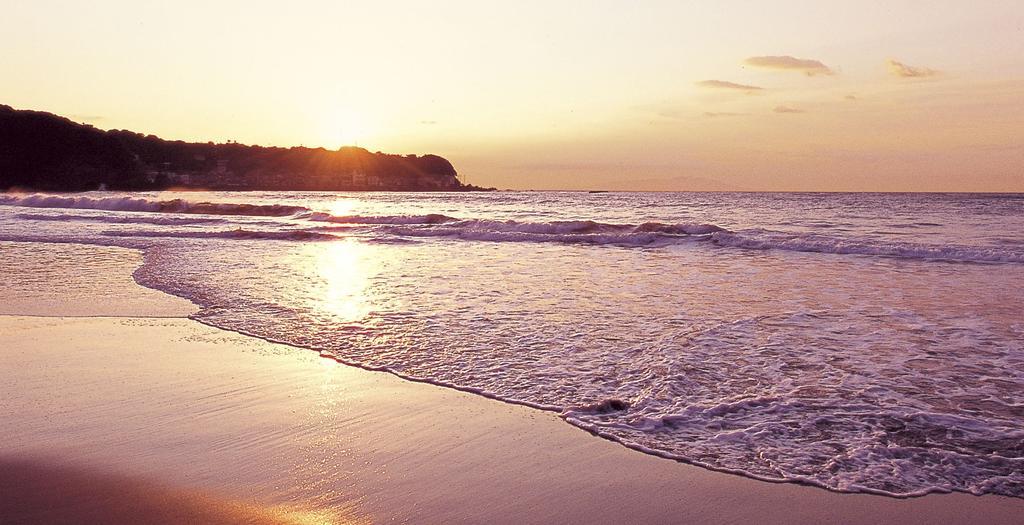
[{"xmin": 2, "ymin": 1, "xmax": 1022, "ymax": 191}]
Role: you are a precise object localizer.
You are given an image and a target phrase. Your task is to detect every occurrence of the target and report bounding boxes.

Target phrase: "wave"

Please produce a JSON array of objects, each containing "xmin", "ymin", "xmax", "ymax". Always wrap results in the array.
[
  {"xmin": 7, "ymin": 195, "xmax": 1022, "ymax": 263},
  {"xmin": 102, "ymin": 229, "xmax": 338, "ymax": 241},
  {"xmin": 303, "ymin": 212, "xmax": 725, "ymax": 235},
  {"xmin": 304, "ymin": 211, "xmax": 457, "ymax": 224},
  {"xmin": 320, "ymin": 213, "xmax": 1022, "ymax": 262},
  {"xmin": 711, "ymin": 231, "xmax": 1024, "ymax": 263},
  {"xmin": 446, "ymin": 219, "xmax": 724, "ymax": 236},
  {"xmin": 297, "ymin": 212, "xmax": 727, "ymax": 247},
  {"xmin": 16, "ymin": 212, "xmax": 224, "ymax": 226},
  {"xmin": 383, "ymin": 225, "xmax": 718, "ymax": 247},
  {"xmin": 0, "ymin": 193, "xmax": 308, "ymax": 217}
]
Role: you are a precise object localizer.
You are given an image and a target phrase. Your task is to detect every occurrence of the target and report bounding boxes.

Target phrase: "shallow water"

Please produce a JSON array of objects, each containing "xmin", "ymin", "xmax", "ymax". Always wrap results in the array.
[{"xmin": 2, "ymin": 190, "xmax": 1023, "ymax": 497}]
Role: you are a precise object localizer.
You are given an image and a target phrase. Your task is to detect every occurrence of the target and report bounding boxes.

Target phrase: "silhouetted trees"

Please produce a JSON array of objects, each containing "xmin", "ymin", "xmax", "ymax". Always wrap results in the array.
[{"xmin": 0, "ymin": 105, "xmax": 466, "ymax": 191}]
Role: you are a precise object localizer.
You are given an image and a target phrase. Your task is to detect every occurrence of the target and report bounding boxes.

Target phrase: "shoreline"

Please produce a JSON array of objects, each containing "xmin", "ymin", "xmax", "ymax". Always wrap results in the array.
[
  {"xmin": 185, "ymin": 317, "xmax": 968, "ymax": 501},
  {"xmin": 1, "ymin": 242, "xmax": 1022, "ymax": 523}
]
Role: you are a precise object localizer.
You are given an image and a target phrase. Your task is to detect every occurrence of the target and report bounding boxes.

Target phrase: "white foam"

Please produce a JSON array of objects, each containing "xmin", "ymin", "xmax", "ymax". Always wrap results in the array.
[
  {"xmin": 304, "ymin": 211, "xmax": 457, "ymax": 224},
  {"xmin": 16, "ymin": 212, "xmax": 224, "ymax": 226},
  {"xmin": 103, "ymin": 229, "xmax": 338, "ymax": 241},
  {"xmin": 445, "ymin": 219, "xmax": 724, "ymax": 236},
  {"xmin": 378, "ymin": 220, "xmax": 723, "ymax": 246},
  {"xmin": 0, "ymin": 193, "xmax": 308, "ymax": 217},
  {"xmin": 712, "ymin": 230, "xmax": 1024, "ymax": 263},
  {"xmin": 382, "ymin": 226, "xmax": 694, "ymax": 246}
]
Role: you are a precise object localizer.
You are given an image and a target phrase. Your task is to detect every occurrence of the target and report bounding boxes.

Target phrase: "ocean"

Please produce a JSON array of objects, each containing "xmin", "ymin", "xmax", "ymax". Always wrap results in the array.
[{"xmin": 1, "ymin": 190, "xmax": 1022, "ymax": 498}]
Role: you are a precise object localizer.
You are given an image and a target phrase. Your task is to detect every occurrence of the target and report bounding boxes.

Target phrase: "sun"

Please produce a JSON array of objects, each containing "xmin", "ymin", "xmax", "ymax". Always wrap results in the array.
[
  {"xmin": 332, "ymin": 123, "xmax": 365, "ymax": 148},
  {"xmin": 322, "ymin": 108, "xmax": 374, "ymax": 148}
]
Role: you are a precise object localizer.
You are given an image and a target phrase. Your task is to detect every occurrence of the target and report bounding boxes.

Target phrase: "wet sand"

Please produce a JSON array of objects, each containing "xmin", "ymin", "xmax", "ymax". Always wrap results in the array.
[
  {"xmin": 0, "ymin": 458, "xmax": 348, "ymax": 525},
  {"xmin": 1, "ymin": 242, "xmax": 1022, "ymax": 524}
]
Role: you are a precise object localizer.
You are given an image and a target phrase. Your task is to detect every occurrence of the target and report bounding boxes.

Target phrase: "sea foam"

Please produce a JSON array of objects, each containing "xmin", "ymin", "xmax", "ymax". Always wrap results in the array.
[
  {"xmin": 0, "ymin": 193, "xmax": 308, "ymax": 216},
  {"xmin": 103, "ymin": 229, "xmax": 339, "ymax": 241},
  {"xmin": 16, "ymin": 212, "xmax": 225, "ymax": 226},
  {"xmin": 711, "ymin": 230, "xmax": 1024, "ymax": 263}
]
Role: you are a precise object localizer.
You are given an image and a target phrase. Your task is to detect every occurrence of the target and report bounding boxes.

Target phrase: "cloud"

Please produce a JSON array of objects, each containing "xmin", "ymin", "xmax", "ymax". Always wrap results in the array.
[
  {"xmin": 773, "ymin": 105, "xmax": 805, "ymax": 114},
  {"xmin": 744, "ymin": 56, "xmax": 834, "ymax": 76},
  {"xmin": 704, "ymin": 111, "xmax": 747, "ymax": 118},
  {"xmin": 420, "ymin": 120, "xmax": 438, "ymax": 125},
  {"xmin": 887, "ymin": 59, "xmax": 939, "ymax": 78},
  {"xmin": 844, "ymin": 94, "xmax": 858, "ymax": 101},
  {"xmin": 696, "ymin": 80, "xmax": 763, "ymax": 92}
]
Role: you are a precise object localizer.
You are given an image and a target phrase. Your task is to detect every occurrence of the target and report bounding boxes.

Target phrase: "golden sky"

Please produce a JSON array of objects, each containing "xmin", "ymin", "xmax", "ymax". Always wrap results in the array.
[{"xmin": 2, "ymin": 1, "xmax": 1022, "ymax": 191}]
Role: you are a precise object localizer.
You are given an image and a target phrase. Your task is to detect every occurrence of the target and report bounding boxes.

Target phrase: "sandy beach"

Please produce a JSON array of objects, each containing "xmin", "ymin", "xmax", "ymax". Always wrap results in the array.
[
  {"xmin": 5, "ymin": 1, "xmax": 1024, "ymax": 520},
  {"xmin": 0, "ymin": 241, "xmax": 1020, "ymax": 524}
]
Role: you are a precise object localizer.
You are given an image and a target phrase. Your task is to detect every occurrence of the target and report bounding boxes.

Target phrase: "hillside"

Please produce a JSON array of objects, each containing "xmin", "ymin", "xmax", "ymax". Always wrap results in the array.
[{"xmin": 0, "ymin": 105, "xmax": 471, "ymax": 191}]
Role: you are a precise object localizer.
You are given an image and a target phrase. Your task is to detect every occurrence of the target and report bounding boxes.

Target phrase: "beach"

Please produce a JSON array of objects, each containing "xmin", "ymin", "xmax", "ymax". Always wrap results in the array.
[
  {"xmin": 1, "ymin": 241, "xmax": 1022, "ymax": 524},
  {"xmin": 6, "ymin": 0, "xmax": 1024, "ymax": 520}
]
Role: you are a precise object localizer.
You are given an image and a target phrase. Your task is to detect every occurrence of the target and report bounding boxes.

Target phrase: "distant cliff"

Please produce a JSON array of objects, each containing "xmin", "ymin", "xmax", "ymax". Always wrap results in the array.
[{"xmin": 0, "ymin": 105, "xmax": 481, "ymax": 192}]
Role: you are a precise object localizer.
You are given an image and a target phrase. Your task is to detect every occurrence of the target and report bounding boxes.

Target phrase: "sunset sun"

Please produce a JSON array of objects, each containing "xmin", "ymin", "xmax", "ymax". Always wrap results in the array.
[{"xmin": 322, "ymin": 109, "xmax": 373, "ymax": 148}]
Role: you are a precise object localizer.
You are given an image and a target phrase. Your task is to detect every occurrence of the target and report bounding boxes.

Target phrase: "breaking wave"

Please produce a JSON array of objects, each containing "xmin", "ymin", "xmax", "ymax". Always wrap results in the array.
[
  {"xmin": 5, "ymin": 193, "xmax": 1022, "ymax": 263},
  {"xmin": 300, "ymin": 215, "xmax": 1024, "ymax": 263},
  {"xmin": 0, "ymin": 193, "xmax": 308, "ymax": 217},
  {"xmin": 711, "ymin": 231, "xmax": 1024, "ymax": 264},
  {"xmin": 16, "ymin": 212, "xmax": 225, "ymax": 226},
  {"xmin": 378, "ymin": 220, "xmax": 725, "ymax": 247},
  {"xmin": 382, "ymin": 226, "xmax": 705, "ymax": 247},
  {"xmin": 446, "ymin": 219, "xmax": 724, "ymax": 236},
  {"xmin": 102, "ymin": 229, "xmax": 338, "ymax": 241},
  {"xmin": 304, "ymin": 211, "xmax": 457, "ymax": 224}
]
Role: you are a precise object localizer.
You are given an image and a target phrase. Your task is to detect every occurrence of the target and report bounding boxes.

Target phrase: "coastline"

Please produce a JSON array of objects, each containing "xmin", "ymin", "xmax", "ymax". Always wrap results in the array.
[{"xmin": 1, "ymin": 242, "xmax": 1022, "ymax": 524}]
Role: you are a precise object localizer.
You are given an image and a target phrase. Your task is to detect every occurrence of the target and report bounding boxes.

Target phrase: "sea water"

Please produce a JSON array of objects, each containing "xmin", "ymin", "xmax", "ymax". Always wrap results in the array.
[{"xmin": 2, "ymin": 191, "xmax": 1022, "ymax": 497}]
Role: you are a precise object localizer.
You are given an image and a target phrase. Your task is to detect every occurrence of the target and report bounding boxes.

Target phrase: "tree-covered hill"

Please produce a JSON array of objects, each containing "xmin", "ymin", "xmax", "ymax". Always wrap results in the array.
[{"xmin": 0, "ymin": 105, "xmax": 469, "ymax": 191}]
